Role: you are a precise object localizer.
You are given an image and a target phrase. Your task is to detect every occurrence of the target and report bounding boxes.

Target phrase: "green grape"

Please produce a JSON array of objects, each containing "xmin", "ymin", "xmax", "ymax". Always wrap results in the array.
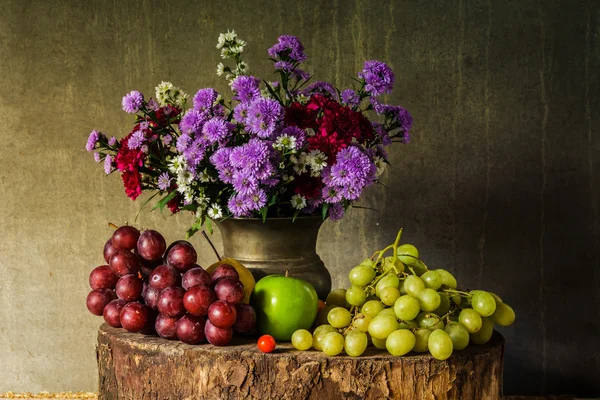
[
  {"xmin": 326, "ymin": 289, "xmax": 350, "ymax": 309},
  {"xmin": 291, "ymin": 329, "xmax": 313, "ymax": 351},
  {"xmin": 451, "ymin": 294, "xmax": 462, "ymax": 306},
  {"xmin": 418, "ymin": 288, "xmax": 441, "ymax": 312},
  {"xmin": 470, "ymin": 290, "xmax": 497, "ymax": 317},
  {"xmin": 328, "ymin": 307, "xmax": 352, "ymax": 328},
  {"xmin": 489, "ymin": 292, "xmax": 503, "ymax": 304},
  {"xmin": 368, "ymin": 314, "xmax": 398, "ymax": 340},
  {"xmin": 413, "ymin": 328, "xmax": 431, "ymax": 352},
  {"xmin": 397, "ymin": 244, "xmax": 419, "ymax": 266},
  {"xmin": 371, "ymin": 336, "xmax": 387, "ymax": 349},
  {"xmin": 428, "ymin": 329, "xmax": 454, "ymax": 360},
  {"xmin": 436, "ymin": 269, "xmax": 457, "ymax": 289},
  {"xmin": 366, "ymin": 295, "xmax": 379, "ymax": 302},
  {"xmin": 378, "ymin": 308, "xmax": 397, "ymax": 318},
  {"xmin": 376, "ymin": 274, "xmax": 400, "ymax": 297},
  {"xmin": 399, "ymin": 280, "xmax": 408, "ymax": 295},
  {"xmin": 383, "ymin": 256, "xmax": 405, "ymax": 274},
  {"xmin": 380, "ymin": 286, "xmax": 401, "ymax": 306},
  {"xmin": 470, "ymin": 317, "xmax": 494, "ymax": 345},
  {"xmin": 352, "ymin": 313, "xmax": 373, "ymax": 332},
  {"xmin": 314, "ymin": 304, "xmax": 336, "ymax": 327},
  {"xmin": 360, "ymin": 258, "xmax": 376, "ymax": 268},
  {"xmin": 386, "ymin": 329, "xmax": 416, "ymax": 356},
  {"xmin": 404, "ymin": 275, "xmax": 425, "ymax": 297},
  {"xmin": 312, "ymin": 325, "xmax": 337, "ymax": 351},
  {"xmin": 322, "ymin": 332, "xmax": 345, "ymax": 356},
  {"xmin": 394, "ymin": 295, "xmax": 420, "ymax": 321},
  {"xmin": 346, "ymin": 285, "xmax": 367, "ymax": 307},
  {"xmin": 415, "ymin": 311, "xmax": 444, "ymax": 330},
  {"xmin": 362, "ymin": 300, "xmax": 386, "ymax": 318},
  {"xmin": 491, "ymin": 302, "xmax": 515, "ymax": 326},
  {"xmin": 433, "ymin": 293, "xmax": 451, "ymax": 317},
  {"xmin": 459, "ymin": 308, "xmax": 482, "ymax": 333},
  {"xmin": 397, "ymin": 321, "xmax": 417, "ymax": 330},
  {"xmin": 344, "ymin": 331, "xmax": 368, "ymax": 357},
  {"xmin": 421, "ymin": 270, "xmax": 442, "ymax": 290},
  {"xmin": 349, "ymin": 265, "xmax": 376, "ymax": 287},
  {"xmin": 444, "ymin": 321, "xmax": 470, "ymax": 350}
]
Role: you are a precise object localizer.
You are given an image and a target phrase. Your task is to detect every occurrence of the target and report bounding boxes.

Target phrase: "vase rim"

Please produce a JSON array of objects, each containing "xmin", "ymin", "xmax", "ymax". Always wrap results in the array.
[{"xmin": 216, "ymin": 215, "xmax": 325, "ymax": 222}]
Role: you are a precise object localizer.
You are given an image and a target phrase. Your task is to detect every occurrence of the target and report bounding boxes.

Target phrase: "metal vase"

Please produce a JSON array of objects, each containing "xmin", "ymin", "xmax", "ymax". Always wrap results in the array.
[{"xmin": 216, "ymin": 216, "xmax": 331, "ymax": 300}]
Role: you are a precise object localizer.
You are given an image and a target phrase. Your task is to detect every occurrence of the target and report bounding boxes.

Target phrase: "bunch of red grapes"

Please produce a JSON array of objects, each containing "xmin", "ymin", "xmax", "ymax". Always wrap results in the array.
[{"xmin": 86, "ymin": 225, "xmax": 257, "ymax": 346}]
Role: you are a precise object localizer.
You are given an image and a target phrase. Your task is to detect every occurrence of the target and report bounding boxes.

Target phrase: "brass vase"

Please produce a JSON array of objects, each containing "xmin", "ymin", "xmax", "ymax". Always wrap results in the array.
[{"xmin": 217, "ymin": 216, "xmax": 331, "ymax": 300}]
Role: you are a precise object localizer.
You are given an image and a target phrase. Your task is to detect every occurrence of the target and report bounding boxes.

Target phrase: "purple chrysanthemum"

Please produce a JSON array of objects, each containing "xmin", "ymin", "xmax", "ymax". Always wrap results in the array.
[
  {"xmin": 193, "ymin": 88, "xmax": 219, "ymax": 112},
  {"xmin": 108, "ymin": 136, "xmax": 117, "ymax": 146},
  {"xmin": 396, "ymin": 106, "xmax": 413, "ymax": 137},
  {"xmin": 176, "ymin": 133, "xmax": 192, "ymax": 153},
  {"xmin": 303, "ymin": 81, "xmax": 337, "ymax": 98},
  {"xmin": 202, "ymin": 118, "xmax": 230, "ymax": 144},
  {"xmin": 231, "ymin": 76, "xmax": 261, "ymax": 103},
  {"xmin": 162, "ymin": 134, "xmax": 173, "ymax": 146},
  {"xmin": 341, "ymin": 89, "xmax": 361, "ymax": 107},
  {"xmin": 127, "ymin": 130, "xmax": 145, "ymax": 150},
  {"xmin": 122, "ymin": 90, "xmax": 144, "ymax": 113},
  {"xmin": 157, "ymin": 172, "xmax": 172, "ymax": 190},
  {"xmin": 183, "ymin": 139, "xmax": 206, "ymax": 168},
  {"xmin": 324, "ymin": 146, "xmax": 377, "ymax": 200},
  {"xmin": 86, "ymin": 130, "xmax": 100, "ymax": 152},
  {"xmin": 329, "ymin": 203, "xmax": 345, "ymax": 221},
  {"xmin": 227, "ymin": 193, "xmax": 250, "ymax": 217},
  {"xmin": 373, "ymin": 122, "xmax": 392, "ymax": 146},
  {"xmin": 322, "ymin": 186, "xmax": 343, "ymax": 203},
  {"xmin": 232, "ymin": 171, "xmax": 259, "ymax": 196},
  {"xmin": 358, "ymin": 60, "xmax": 395, "ymax": 96},
  {"xmin": 180, "ymin": 109, "xmax": 208, "ymax": 135},
  {"xmin": 94, "ymin": 152, "xmax": 101, "ymax": 163},
  {"xmin": 246, "ymin": 98, "xmax": 283, "ymax": 138},
  {"xmin": 147, "ymin": 98, "xmax": 159, "ymax": 111},
  {"xmin": 268, "ymin": 35, "xmax": 307, "ymax": 63},
  {"xmin": 233, "ymin": 103, "xmax": 250, "ymax": 124},
  {"xmin": 229, "ymin": 139, "xmax": 270, "ymax": 171},
  {"xmin": 246, "ymin": 189, "xmax": 267, "ymax": 210},
  {"xmin": 104, "ymin": 154, "xmax": 113, "ymax": 174}
]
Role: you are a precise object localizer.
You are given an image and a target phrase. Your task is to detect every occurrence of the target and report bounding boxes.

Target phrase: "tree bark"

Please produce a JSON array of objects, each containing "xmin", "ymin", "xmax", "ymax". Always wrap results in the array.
[{"xmin": 97, "ymin": 324, "xmax": 504, "ymax": 400}]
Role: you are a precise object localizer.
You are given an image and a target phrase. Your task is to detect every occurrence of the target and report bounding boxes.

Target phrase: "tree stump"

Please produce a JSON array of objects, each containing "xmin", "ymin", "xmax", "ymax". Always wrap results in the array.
[{"xmin": 97, "ymin": 324, "xmax": 504, "ymax": 400}]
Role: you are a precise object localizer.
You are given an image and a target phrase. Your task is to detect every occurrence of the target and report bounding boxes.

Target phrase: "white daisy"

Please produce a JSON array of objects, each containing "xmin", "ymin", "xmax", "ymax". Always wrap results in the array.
[
  {"xmin": 274, "ymin": 134, "xmax": 297, "ymax": 151},
  {"xmin": 216, "ymin": 63, "xmax": 225, "ymax": 76},
  {"xmin": 168, "ymin": 155, "xmax": 187, "ymax": 174},
  {"xmin": 207, "ymin": 204, "xmax": 223, "ymax": 219},
  {"xmin": 308, "ymin": 150, "xmax": 328, "ymax": 172},
  {"xmin": 374, "ymin": 156, "xmax": 386, "ymax": 178},
  {"xmin": 198, "ymin": 171, "xmax": 211, "ymax": 183},
  {"xmin": 291, "ymin": 194, "xmax": 307, "ymax": 210},
  {"xmin": 155, "ymin": 81, "xmax": 173, "ymax": 106},
  {"xmin": 292, "ymin": 152, "xmax": 308, "ymax": 174},
  {"xmin": 176, "ymin": 169, "xmax": 194, "ymax": 186}
]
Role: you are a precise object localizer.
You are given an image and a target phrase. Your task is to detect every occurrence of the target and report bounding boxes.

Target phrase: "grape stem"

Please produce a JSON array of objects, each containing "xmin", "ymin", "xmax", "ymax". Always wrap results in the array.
[
  {"xmin": 108, "ymin": 222, "xmax": 118, "ymax": 230},
  {"xmin": 442, "ymin": 288, "xmax": 471, "ymax": 297},
  {"xmin": 202, "ymin": 231, "xmax": 222, "ymax": 261}
]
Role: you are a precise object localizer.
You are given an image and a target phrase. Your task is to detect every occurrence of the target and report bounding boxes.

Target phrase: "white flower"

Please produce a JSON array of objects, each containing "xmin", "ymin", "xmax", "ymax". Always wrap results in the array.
[
  {"xmin": 235, "ymin": 61, "xmax": 248, "ymax": 75},
  {"xmin": 177, "ymin": 170, "xmax": 194, "ymax": 186},
  {"xmin": 291, "ymin": 194, "xmax": 307, "ymax": 210},
  {"xmin": 198, "ymin": 171, "xmax": 210, "ymax": 183},
  {"xmin": 155, "ymin": 81, "xmax": 187, "ymax": 107},
  {"xmin": 195, "ymin": 194, "xmax": 209, "ymax": 206},
  {"xmin": 292, "ymin": 152, "xmax": 308, "ymax": 174},
  {"xmin": 207, "ymin": 204, "xmax": 223, "ymax": 219},
  {"xmin": 216, "ymin": 63, "xmax": 226, "ymax": 76},
  {"xmin": 168, "ymin": 155, "xmax": 187, "ymax": 174},
  {"xmin": 274, "ymin": 134, "xmax": 297, "ymax": 151},
  {"xmin": 374, "ymin": 156, "xmax": 386, "ymax": 178},
  {"xmin": 183, "ymin": 191, "xmax": 195, "ymax": 205},
  {"xmin": 308, "ymin": 150, "xmax": 328, "ymax": 172}
]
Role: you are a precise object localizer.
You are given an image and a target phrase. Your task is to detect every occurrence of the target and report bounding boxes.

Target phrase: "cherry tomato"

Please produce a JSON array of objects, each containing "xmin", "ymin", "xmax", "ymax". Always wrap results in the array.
[{"xmin": 257, "ymin": 334, "xmax": 276, "ymax": 353}]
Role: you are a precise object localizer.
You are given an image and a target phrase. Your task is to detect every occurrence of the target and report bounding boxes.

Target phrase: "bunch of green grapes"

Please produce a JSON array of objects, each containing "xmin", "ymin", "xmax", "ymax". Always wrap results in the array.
[{"xmin": 290, "ymin": 229, "xmax": 516, "ymax": 359}]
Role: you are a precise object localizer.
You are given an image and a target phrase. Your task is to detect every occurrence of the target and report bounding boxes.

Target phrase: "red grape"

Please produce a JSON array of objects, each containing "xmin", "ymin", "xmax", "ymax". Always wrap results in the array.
[
  {"xmin": 103, "ymin": 239, "xmax": 118, "ymax": 264},
  {"xmin": 115, "ymin": 274, "xmax": 143, "ymax": 302},
  {"xmin": 183, "ymin": 285, "xmax": 217, "ymax": 317},
  {"xmin": 112, "ymin": 225, "xmax": 140, "ymax": 251},
  {"xmin": 148, "ymin": 265, "xmax": 180, "ymax": 291},
  {"xmin": 155, "ymin": 313, "xmax": 179, "ymax": 340},
  {"xmin": 214, "ymin": 278, "xmax": 244, "ymax": 305},
  {"xmin": 137, "ymin": 230, "xmax": 166, "ymax": 261},
  {"xmin": 86, "ymin": 288, "xmax": 117, "ymax": 316},
  {"xmin": 176, "ymin": 314, "xmax": 206, "ymax": 344},
  {"xmin": 210, "ymin": 264, "xmax": 239, "ymax": 283},
  {"xmin": 166, "ymin": 241, "xmax": 197, "ymax": 273},
  {"xmin": 205, "ymin": 320, "xmax": 233, "ymax": 346},
  {"xmin": 182, "ymin": 266, "xmax": 212, "ymax": 290},
  {"xmin": 142, "ymin": 280, "xmax": 160, "ymax": 310},
  {"xmin": 109, "ymin": 251, "xmax": 140, "ymax": 277},
  {"xmin": 233, "ymin": 304, "xmax": 257, "ymax": 333},
  {"xmin": 140, "ymin": 308, "xmax": 158, "ymax": 335},
  {"xmin": 157, "ymin": 286, "xmax": 186, "ymax": 318},
  {"xmin": 89, "ymin": 265, "xmax": 119, "ymax": 290},
  {"xmin": 207, "ymin": 300, "xmax": 237, "ymax": 329},
  {"xmin": 103, "ymin": 299, "xmax": 127, "ymax": 328},
  {"xmin": 120, "ymin": 302, "xmax": 149, "ymax": 332}
]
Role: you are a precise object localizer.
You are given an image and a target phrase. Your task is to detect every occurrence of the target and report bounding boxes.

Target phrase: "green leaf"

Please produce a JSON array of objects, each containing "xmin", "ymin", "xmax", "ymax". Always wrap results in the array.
[
  {"xmin": 322, "ymin": 203, "xmax": 329, "ymax": 220},
  {"xmin": 134, "ymin": 192, "xmax": 159, "ymax": 222},
  {"xmin": 186, "ymin": 216, "xmax": 205, "ymax": 239},
  {"xmin": 292, "ymin": 209, "xmax": 301, "ymax": 223},
  {"xmin": 205, "ymin": 218, "xmax": 213, "ymax": 234},
  {"xmin": 152, "ymin": 190, "xmax": 178, "ymax": 211},
  {"xmin": 261, "ymin": 206, "xmax": 268, "ymax": 223},
  {"xmin": 268, "ymin": 195, "xmax": 278, "ymax": 206}
]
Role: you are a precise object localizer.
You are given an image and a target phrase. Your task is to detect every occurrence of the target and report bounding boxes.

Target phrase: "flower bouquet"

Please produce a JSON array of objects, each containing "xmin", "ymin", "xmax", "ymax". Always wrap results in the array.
[{"xmin": 86, "ymin": 31, "xmax": 412, "ymax": 237}]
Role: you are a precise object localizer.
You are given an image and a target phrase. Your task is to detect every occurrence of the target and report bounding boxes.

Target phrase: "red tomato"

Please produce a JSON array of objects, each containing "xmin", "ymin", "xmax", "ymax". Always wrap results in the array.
[{"xmin": 257, "ymin": 334, "xmax": 276, "ymax": 353}]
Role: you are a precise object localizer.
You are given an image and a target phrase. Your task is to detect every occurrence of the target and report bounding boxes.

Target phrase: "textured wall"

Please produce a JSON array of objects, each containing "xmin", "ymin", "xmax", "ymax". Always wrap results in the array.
[{"xmin": 0, "ymin": 0, "xmax": 598, "ymax": 396}]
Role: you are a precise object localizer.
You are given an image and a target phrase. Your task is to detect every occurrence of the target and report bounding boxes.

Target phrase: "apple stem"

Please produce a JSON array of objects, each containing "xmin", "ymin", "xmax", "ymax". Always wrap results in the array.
[
  {"xmin": 108, "ymin": 222, "xmax": 118, "ymax": 230},
  {"xmin": 202, "ymin": 231, "xmax": 222, "ymax": 261},
  {"xmin": 285, "ymin": 270, "xmax": 289, "ymax": 277}
]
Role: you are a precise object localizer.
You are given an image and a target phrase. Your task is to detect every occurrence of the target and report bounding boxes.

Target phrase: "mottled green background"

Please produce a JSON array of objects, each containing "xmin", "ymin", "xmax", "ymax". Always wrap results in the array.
[{"xmin": 0, "ymin": 0, "xmax": 598, "ymax": 396}]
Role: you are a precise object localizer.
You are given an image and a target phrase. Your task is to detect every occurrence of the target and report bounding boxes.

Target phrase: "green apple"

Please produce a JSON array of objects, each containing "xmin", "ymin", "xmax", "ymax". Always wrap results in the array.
[{"xmin": 250, "ymin": 274, "xmax": 318, "ymax": 341}]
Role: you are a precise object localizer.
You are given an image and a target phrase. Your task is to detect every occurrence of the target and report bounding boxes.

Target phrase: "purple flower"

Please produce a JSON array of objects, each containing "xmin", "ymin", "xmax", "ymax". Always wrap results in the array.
[
  {"xmin": 341, "ymin": 89, "xmax": 360, "ymax": 107},
  {"xmin": 373, "ymin": 122, "xmax": 392, "ymax": 146},
  {"xmin": 358, "ymin": 60, "xmax": 395, "ymax": 96},
  {"xmin": 176, "ymin": 133, "xmax": 192, "ymax": 153},
  {"xmin": 140, "ymin": 144, "xmax": 149, "ymax": 153},
  {"xmin": 402, "ymin": 132, "xmax": 411, "ymax": 144},
  {"xmin": 86, "ymin": 130, "xmax": 100, "ymax": 152},
  {"xmin": 147, "ymin": 98, "xmax": 159, "ymax": 111},
  {"xmin": 274, "ymin": 61, "xmax": 294, "ymax": 72},
  {"xmin": 277, "ymin": 125, "xmax": 306, "ymax": 148},
  {"xmin": 180, "ymin": 109, "xmax": 208, "ymax": 135},
  {"xmin": 233, "ymin": 103, "xmax": 250, "ymax": 124},
  {"xmin": 229, "ymin": 139, "xmax": 270, "ymax": 171},
  {"xmin": 396, "ymin": 106, "xmax": 413, "ymax": 137},
  {"xmin": 108, "ymin": 136, "xmax": 117, "ymax": 146},
  {"xmin": 268, "ymin": 35, "xmax": 307, "ymax": 63},
  {"xmin": 246, "ymin": 98, "xmax": 283, "ymax": 138},
  {"xmin": 183, "ymin": 138, "xmax": 207, "ymax": 168},
  {"xmin": 94, "ymin": 152, "xmax": 101, "ymax": 163},
  {"xmin": 157, "ymin": 172, "xmax": 172, "ymax": 190},
  {"xmin": 210, "ymin": 147, "xmax": 233, "ymax": 169},
  {"xmin": 227, "ymin": 193, "xmax": 250, "ymax": 217},
  {"xmin": 303, "ymin": 81, "xmax": 337, "ymax": 98},
  {"xmin": 104, "ymin": 154, "xmax": 113, "ymax": 174},
  {"xmin": 193, "ymin": 88, "xmax": 219, "ymax": 112},
  {"xmin": 322, "ymin": 186, "xmax": 343, "ymax": 203},
  {"xmin": 232, "ymin": 171, "xmax": 258, "ymax": 196},
  {"xmin": 329, "ymin": 203, "xmax": 345, "ymax": 221},
  {"xmin": 246, "ymin": 189, "xmax": 267, "ymax": 210},
  {"xmin": 122, "ymin": 90, "xmax": 144, "ymax": 113},
  {"xmin": 127, "ymin": 130, "xmax": 145, "ymax": 150},
  {"xmin": 202, "ymin": 118, "xmax": 230, "ymax": 144},
  {"xmin": 231, "ymin": 76, "xmax": 261, "ymax": 103},
  {"xmin": 324, "ymin": 146, "xmax": 377, "ymax": 200},
  {"xmin": 162, "ymin": 134, "xmax": 173, "ymax": 146}
]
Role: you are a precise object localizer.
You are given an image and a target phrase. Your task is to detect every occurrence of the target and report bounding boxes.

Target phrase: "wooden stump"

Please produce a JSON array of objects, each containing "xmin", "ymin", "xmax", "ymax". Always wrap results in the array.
[{"xmin": 97, "ymin": 324, "xmax": 504, "ymax": 400}]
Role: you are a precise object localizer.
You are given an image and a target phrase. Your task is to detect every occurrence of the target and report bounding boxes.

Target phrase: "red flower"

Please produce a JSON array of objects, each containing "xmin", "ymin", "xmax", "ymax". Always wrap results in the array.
[
  {"xmin": 121, "ymin": 170, "xmax": 142, "ymax": 200},
  {"xmin": 293, "ymin": 174, "xmax": 323, "ymax": 200},
  {"xmin": 167, "ymin": 195, "xmax": 181, "ymax": 214},
  {"xmin": 115, "ymin": 132, "xmax": 145, "ymax": 172},
  {"xmin": 150, "ymin": 105, "xmax": 182, "ymax": 129},
  {"xmin": 284, "ymin": 102, "xmax": 318, "ymax": 130}
]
